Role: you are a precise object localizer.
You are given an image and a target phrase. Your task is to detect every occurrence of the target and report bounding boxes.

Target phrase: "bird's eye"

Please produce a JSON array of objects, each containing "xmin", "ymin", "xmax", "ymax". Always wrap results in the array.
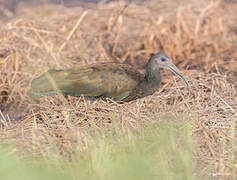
[{"xmin": 161, "ymin": 57, "xmax": 166, "ymax": 62}]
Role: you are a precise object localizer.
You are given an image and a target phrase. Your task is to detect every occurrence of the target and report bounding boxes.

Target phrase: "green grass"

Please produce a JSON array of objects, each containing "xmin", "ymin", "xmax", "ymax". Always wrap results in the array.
[{"xmin": 0, "ymin": 120, "xmax": 196, "ymax": 180}]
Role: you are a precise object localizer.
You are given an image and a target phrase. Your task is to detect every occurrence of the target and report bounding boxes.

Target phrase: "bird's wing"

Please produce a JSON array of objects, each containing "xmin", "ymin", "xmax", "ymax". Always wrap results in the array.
[{"xmin": 29, "ymin": 63, "xmax": 143, "ymax": 100}]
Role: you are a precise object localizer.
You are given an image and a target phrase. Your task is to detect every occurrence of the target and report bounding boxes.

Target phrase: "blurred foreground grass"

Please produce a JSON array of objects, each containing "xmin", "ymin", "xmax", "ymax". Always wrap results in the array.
[
  {"xmin": 0, "ymin": 119, "xmax": 197, "ymax": 180},
  {"xmin": 0, "ymin": 0, "xmax": 236, "ymax": 179}
]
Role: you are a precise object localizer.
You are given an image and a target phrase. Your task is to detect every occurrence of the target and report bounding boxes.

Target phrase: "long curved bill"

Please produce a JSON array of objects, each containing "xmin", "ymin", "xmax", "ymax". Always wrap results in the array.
[{"xmin": 167, "ymin": 63, "xmax": 192, "ymax": 93}]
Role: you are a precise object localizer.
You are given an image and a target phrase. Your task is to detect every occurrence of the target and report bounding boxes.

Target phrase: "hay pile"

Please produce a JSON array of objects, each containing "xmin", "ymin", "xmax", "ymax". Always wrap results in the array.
[{"xmin": 0, "ymin": 0, "xmax": 236, "ymax": 178}]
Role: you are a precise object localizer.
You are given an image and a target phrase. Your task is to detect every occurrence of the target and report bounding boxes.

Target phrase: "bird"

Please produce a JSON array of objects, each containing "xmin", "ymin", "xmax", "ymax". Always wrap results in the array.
[{"xmin": 28, "ymin": 52, "xmax": 192, "ymax": 102}]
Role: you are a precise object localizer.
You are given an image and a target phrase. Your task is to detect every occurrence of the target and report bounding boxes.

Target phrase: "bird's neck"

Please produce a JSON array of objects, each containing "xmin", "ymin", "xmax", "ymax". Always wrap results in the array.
[
  {"xmin": 123, "ymin": 63, "xmax": 162, "ymax": 101},
  {"xmin": 135, "ymin": 64, "xmax": 162, "ymax": 97},
  {"xmin": 145, "ymin": 64, "xmax": 162, "ymax": 87}
]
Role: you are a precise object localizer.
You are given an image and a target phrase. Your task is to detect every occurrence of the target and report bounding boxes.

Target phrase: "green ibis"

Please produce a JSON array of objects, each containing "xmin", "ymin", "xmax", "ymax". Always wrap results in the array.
[{"xmin": 28, "ymin": 52, "xmax": 192, "ymax": 102}]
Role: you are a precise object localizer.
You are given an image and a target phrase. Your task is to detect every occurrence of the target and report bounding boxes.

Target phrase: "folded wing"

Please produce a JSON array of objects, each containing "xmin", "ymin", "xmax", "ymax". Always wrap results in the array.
[{"xmin": 28, "ymin": 63, "xmax": 142, "ymax": 101}]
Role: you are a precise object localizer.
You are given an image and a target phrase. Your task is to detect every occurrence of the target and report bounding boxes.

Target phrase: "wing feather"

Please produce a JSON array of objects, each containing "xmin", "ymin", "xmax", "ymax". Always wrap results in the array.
[{"xmin": 29, "ymin": 63, "xmax": 143, "ymax": 100}]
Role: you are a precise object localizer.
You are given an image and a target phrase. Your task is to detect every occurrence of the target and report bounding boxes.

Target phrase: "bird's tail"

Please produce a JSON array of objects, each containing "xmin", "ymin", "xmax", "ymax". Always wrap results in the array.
[{"xmin": 28, "ymin": 69, "xmax": 63, "ymax": 98}]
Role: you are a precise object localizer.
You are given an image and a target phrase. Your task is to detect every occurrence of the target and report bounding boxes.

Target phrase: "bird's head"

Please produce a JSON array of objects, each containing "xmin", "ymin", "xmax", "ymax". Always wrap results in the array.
[{"xmin": 148, "ymin": 52, "xmax": 192, "ymax": 93}]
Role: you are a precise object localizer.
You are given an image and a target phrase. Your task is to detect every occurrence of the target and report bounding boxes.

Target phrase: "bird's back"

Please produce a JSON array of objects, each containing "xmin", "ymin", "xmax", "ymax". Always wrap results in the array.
[{"xmin": 28, "ymin": 63, "xmax": 144, "ymax": 101}]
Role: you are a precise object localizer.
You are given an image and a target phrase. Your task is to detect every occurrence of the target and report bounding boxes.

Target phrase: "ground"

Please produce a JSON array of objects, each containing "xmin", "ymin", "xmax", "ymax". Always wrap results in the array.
[{"xmin": 0, "ymin": 0, "xmax": 236, "ymax": 179}]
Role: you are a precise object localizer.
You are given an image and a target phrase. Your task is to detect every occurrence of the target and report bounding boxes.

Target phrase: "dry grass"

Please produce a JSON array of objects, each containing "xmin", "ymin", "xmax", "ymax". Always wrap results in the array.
[{"xmin": 0, "ymin": 0, "xmax": 236, "ymax": 179}]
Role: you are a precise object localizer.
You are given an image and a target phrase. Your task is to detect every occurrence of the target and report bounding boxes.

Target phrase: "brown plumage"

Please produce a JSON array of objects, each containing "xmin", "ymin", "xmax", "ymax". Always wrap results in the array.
[{"xmin": 28, "ymin": 52, "xmax": 192, "ymax": 102}]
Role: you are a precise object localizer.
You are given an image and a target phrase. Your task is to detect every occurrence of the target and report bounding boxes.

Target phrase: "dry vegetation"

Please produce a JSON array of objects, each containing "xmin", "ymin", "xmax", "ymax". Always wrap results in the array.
[{"xmin": 0, "ymin": 0, "xmax": 236, "ymax": 179}]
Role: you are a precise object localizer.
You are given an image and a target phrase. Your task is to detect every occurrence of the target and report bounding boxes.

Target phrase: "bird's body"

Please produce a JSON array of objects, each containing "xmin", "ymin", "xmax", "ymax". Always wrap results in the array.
[{"xmin": 28, "ymin": 53, "xmax": 192, "ymax": 101}]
